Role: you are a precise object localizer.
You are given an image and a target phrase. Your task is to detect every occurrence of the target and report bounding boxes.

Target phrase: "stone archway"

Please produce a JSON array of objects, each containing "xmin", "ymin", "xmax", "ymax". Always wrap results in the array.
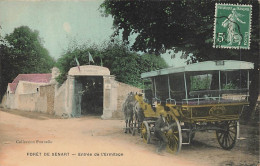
[{"xmin": 65, "ymin": 65, "xmax": 118, "ymax": 119}]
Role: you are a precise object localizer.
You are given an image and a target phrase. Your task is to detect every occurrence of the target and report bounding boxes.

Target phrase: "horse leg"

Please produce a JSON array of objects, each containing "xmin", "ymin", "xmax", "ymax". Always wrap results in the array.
[
  {"xmin": 125, "ymin": 120, "xmax": 128, "ymax": 133},
  {"xmin": 129, "ymin": 119, "xmax": 132, "ymax": 134}
]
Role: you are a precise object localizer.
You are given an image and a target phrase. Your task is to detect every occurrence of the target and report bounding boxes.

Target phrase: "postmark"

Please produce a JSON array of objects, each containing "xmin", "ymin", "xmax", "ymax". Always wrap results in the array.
[{"xmin": 213, "ymin": 3, "xmax": 252, "ymax": 49}]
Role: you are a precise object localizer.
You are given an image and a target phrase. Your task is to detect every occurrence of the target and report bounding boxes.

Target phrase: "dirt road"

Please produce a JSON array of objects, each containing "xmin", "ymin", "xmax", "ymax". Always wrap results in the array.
[{"xmin": 0, "ymin": 109, "xmax": 259, "ymax": 166}]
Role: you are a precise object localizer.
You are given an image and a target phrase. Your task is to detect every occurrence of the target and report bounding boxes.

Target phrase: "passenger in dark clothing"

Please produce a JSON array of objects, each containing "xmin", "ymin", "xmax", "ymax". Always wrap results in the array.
[{"xmin": 154, "ymin": 114, "xmax": 169, "ymax": 154}]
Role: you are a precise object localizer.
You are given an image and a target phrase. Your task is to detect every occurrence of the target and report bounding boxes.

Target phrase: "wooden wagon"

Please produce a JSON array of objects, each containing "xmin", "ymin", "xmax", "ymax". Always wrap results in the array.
[{"xmin": 131, "ymin": 60, "xmax": 254, "ymax": 154}]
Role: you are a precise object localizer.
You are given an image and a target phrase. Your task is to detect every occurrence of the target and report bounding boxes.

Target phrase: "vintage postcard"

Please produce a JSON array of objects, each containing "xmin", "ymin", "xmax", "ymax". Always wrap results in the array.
[{"xmin": 0, "ymin": 1, "xmax": 259, "ymax": 166}]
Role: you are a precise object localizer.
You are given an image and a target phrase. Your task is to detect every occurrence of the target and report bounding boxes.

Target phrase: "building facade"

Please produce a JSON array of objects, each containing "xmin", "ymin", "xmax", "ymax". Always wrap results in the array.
[{"xmin": 2, "ymin": 65, "xmax": 141, "ymax": 119}]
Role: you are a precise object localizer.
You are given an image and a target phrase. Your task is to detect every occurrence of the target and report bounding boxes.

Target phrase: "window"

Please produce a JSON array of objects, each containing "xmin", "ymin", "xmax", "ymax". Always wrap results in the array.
[{"xmin": 169, "ymin": 73, "xmax": 186, "ymax": 101}]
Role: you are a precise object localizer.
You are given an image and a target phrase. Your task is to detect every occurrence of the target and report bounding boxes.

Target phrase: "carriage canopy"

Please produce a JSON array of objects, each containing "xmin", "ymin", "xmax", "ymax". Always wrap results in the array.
[
  {"xmin": 141, "ymin": 60, "xmax": 254, "ymax": 105},
  {"xmin": 141, "ymin": 60, "xmax": 254, "ymax": 78}
]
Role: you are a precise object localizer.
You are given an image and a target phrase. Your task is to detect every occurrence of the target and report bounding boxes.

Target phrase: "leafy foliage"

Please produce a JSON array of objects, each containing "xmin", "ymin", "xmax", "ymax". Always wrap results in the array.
[
  {"xmin": 56, "ymin": 41, "xmax": 168, "ymax": 87},
  {"xmin": 100, "ymin": 0, "xmax": 258, "ymax": 62},
  {"xmin": 100, "ymin": 0, "xmax": 259, "ymax": 119},
  {"xmin": 222, "ymin": 82, "xmax": 237, "ymax": 90},
  {"xmin": 190, "ymin": 75, "xmax": 211, "ymax": 91},
  {"xmin": 5, "ymin": 26, "xmax": 55, "ymax": 73},
  {"xmin": 0, "ymin": 26, "xmax": 55, "ymax": 99}
]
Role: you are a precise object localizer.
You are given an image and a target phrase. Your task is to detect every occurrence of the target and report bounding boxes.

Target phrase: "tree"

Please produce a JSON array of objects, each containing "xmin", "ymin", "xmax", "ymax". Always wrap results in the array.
[
  {"xmin": 101, "ymin": 41, "xmax": 168, "ymax": 87},
  {"xmin": 100, "ymin": 0, "xmax": 258, "ymax": 59},
  {"xmin": 5, "ymin": 26, "xmax": 55, "ymax": 73},
  {"xmin": 100, "ymin": 0, "xmax": 259, "ymax": 119},
  {"xmin": 55, "ymin": 43, "xmax": 102, "ymax": 84},
  {"xmin": 56, "ymin": 41, "xmax": 168, "ymax": 87},
  {"xmin": 0, "ymin": 26, "xmax": 55, "ymax": 99},
  {"xmin": 0, "ymin": 27, "xmax": 14, "ymax": 101}
]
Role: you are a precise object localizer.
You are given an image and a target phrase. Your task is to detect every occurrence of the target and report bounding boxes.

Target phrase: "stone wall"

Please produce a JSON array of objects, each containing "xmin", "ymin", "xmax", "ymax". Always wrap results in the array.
[
  {"xmin": 1, "ymin": 65, "xmax": 143, "ymax": 120},
  {"xmin": 35, "ymin": 84, "xmax": 55, "ymax": 114},
  {"xmin": 2, "ymin": 81, "xmax": 56, "ymax": 113},
  {"xmin": 18, "ymin": 93, "xmax": 38, "ymax": 111},
  {"xmin": 54, "ymin": 81, "xmax": 67, "ymax": 116},
  {"xmin": 22, "ymin": 81, "xmax": 40, "ymax": 94},
  {"xmin": 1, "ymin": 93, "xmax": 15, "ymax": 109},
  {"xmin": 112, "ymin": 82, "xmax": 142, "ymax": 119}
]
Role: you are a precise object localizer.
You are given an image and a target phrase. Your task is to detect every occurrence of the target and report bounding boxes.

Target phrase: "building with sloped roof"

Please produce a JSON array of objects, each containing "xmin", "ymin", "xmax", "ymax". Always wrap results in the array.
[
  {"xmin": 2, "ymin": 66, "xmax": 141, "ymax": 119},
  {"xmin": 3, "ymin": 71, "xmax": 56, "ymax": 112},
  {"xmin": 7, "ymin": 73, "xmax": 52, "ymax": 94}
]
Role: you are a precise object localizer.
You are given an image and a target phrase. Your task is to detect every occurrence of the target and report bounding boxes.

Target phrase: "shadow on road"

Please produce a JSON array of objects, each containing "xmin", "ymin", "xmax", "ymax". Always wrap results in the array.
[{"xmin": 0, "ymin": 108, "xmax": 59, "ymax": 120}]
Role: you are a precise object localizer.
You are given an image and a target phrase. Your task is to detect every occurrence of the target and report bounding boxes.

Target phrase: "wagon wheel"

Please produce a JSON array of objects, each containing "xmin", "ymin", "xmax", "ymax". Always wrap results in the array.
[
  {"xmin": 216, "ymin": 120, "xmax": 238, "ymax": 150},
  {"xmin": 141, "ymin": 121, "xmax": 151, "ymax": 144},
  {"xmin": 165, "ymin": 117, "xmax": 182, "ymax": 154}
]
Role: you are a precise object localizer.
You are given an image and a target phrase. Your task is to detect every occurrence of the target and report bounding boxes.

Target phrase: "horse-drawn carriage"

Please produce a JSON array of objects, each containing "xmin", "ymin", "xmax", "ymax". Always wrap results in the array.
[{"xmin": 123, "ymin": 60, "xmax": 254, "ymax": 154}]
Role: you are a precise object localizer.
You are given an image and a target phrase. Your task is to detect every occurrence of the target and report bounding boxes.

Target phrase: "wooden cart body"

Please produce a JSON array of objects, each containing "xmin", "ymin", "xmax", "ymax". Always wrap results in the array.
[{"xmin": 132, "ymin": 60, "xmax": 254, "ymax": 154}]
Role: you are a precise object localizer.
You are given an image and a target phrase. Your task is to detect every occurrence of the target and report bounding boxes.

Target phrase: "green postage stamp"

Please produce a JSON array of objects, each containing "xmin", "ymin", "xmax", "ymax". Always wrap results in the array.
[{"xmin": 213, "ymin": 3, "xmax": 252, "ymax": 49}]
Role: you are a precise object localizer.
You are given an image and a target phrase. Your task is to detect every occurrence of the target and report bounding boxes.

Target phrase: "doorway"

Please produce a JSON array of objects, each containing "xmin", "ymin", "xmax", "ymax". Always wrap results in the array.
[{"xmin": 75, "ymin": 76, "xmax": 103, "ymax": 116}]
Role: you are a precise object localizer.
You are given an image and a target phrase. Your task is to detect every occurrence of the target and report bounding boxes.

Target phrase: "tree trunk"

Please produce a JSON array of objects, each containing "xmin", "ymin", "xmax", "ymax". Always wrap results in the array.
[{"xmin": 247, "ymin": 62, "xmax": 260, "ymax": 120}]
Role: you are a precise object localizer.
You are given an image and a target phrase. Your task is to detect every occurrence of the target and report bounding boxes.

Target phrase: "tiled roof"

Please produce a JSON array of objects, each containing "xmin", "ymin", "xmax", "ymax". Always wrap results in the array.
[
  {"xmin": 8, "ymin": 73, "xmax": 52, "ymax": 93},
  {"xmin": 12, "ymin": 74, "xmax": 52, "ymax": 83}
]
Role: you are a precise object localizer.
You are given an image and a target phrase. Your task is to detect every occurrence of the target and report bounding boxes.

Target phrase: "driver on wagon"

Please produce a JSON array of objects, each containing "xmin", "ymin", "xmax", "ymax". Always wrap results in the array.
[{"xmin": 154, "ymin": 111, "xmax": 169, "ymax": 154}]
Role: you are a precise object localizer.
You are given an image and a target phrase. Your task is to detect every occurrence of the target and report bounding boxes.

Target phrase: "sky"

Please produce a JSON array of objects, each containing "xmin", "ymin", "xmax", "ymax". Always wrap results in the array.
[
  {"xmin": 0, "ymin": 0, "xmax": 113, "ymax": 59},
  {"xmin": 0, "ymin": 0, "xmax": 187, "ymax": 67}
]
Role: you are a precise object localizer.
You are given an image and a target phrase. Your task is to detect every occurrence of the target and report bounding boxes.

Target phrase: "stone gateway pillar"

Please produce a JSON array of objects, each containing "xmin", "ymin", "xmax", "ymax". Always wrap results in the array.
[
  {"xmin": 102, "ymin": 75, "xmax": 118, "ymax": 119},
  {"xmin": 67, "ymin": 75, "xmax": 75, "ymax": 117}
]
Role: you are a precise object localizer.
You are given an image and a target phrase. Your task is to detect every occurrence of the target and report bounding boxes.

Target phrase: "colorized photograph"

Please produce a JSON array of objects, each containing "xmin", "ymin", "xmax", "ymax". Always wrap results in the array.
[{"xmin": 0, "ymin": 0, "xmax": 259, "ymax": 166}]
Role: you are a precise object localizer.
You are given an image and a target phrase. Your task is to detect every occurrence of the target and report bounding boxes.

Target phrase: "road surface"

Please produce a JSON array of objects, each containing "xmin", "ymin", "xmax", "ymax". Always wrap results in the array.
[{"xmin": 0, "ymin": 108, "xmax": 259, "ymax": 166}]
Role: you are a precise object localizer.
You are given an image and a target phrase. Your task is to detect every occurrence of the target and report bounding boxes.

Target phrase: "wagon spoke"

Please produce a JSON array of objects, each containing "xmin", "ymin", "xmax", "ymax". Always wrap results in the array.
[
  {"xmin": 165, "ymin": 118, "xmax": 182, "ymax": 154},
  {"xmin": 228, "ymin": 132, "xmax": 234, "ymax": 142},
  {"xmin": 226, "ymin": 135, "xmax": 230, "ymax": 147},
  {"xmin": 229, "ymin": 130, "xmax": 236, "ymax": 134},
  {"xmin": 173, "ymin": 130, "xmax": 179, "ymax": 134},
  {"xmin": 141, "ymin": 121, "xmax": 150, "ymax": 144},
  {"xmin": 223, "ymin": 135, "xmax": 227, "ymax": 147},
  {"xmin": 226, "ymin": 134, "xmax": 231, "ymax": 147},
  {"xmin": 220, "ymin": 134, "xmax": 225, "ymax": 145},
  {"xmin": 218, "ymin": 132, "xmax": 224, "ymax": 141},
  {"xmin": 216, "ymin": 120, "xmax": 237, "ymax": 150}
]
